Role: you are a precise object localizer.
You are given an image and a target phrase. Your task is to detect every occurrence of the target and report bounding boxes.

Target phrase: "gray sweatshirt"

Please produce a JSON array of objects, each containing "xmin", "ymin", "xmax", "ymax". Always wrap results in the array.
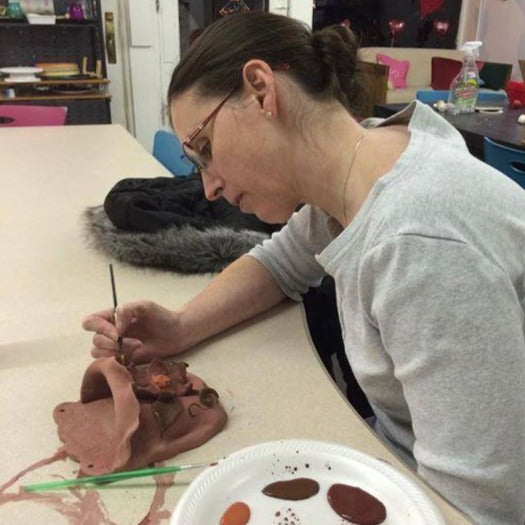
[{"xmin": 249, "ymin": 101, "xmax": 525, "ymax": 524}]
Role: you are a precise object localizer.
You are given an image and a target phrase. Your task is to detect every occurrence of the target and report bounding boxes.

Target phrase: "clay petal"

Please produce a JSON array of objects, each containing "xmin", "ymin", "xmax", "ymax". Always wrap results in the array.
[
  {"xmin": 133, "ymin": 385, "xmax": 162, "ymax": 400},
  {"xmin": 132, "ymin": 365, "xmax": 151, "ymax": 387},
  {"xmin": 54, "ymin": 357, "xmax": 140, "ymax": 474},
  {"xmin": 151, "ymin": 398, "xmax": 184, "ymax": 433},
  {"xmin": 148, "ymin": 358, "xmax": 169, "ymax": 377},
  {"xmin": 173, "ymin": 381, "xmax": 193, "ymax": 396},
  {"xmin": 166, "ymin": 363, "xmax": 192, "ymax": 395},
  {"xmin": 80, "ymin": 357, "xmax": 131, "ymax": 402}
]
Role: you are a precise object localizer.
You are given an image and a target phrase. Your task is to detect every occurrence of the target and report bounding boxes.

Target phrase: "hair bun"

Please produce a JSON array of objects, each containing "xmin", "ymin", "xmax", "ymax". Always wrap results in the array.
[
  {"xmin": 311, "ymin": 25, "xmax": 359, "ymax": 108},
  {"xmin": 312, "ymin": 25, "xmax": 357, "ymax": 76}
]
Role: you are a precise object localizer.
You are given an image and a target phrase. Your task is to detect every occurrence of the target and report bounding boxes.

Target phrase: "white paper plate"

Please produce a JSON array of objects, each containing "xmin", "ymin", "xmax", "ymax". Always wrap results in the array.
[
  {"xmin": 27, "ymin": 13, "xmax": 56, "ymax": 25},
  {"xmin": 4, "ymin": 76, "xmax": 41, "ymax": 83},
  {"xmin": 171, "ymin": 439, "xmax": 446, "ymax": 525},
  {"xmin": 0, "ymin": 67, "xmax": 43, "ymax": 83},
  {"xmin": 0, "ymin": 67, "xmax": 43, "ymax": 75}
]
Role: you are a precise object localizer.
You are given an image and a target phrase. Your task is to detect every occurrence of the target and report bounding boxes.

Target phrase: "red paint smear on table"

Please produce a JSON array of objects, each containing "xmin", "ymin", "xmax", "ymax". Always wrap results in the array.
[
  {"xmin": 0, "ymin": 447, "xmax": 177, "ymax": 525},
  {"xmin": 137, "ymin": 469, "xmax": 176, "ymax": 525},
  {"xmin": 0, "ymin": 447, "xmax": 114, "ymax": 524},
  {"xmin": 0, "ymin": 446, "xmax": 68, "ymax": 494}
]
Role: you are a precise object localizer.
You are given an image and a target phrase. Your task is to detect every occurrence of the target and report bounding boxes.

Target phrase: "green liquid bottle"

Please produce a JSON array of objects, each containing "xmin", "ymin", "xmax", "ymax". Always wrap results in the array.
[{"xmin": 448, "ymin": 41, "xmax": 482, "ymax": 115}]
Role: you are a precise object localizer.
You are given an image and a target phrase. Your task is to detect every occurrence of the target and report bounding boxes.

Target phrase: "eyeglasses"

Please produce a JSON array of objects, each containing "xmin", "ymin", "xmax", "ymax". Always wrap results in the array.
[{"xmin": 182, "ymin": 87, "xmax": 237, "ymax": 172}]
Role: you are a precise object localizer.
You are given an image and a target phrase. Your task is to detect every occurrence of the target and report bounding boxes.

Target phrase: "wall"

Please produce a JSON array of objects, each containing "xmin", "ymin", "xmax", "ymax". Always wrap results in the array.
[
  {"xmin": 476, "ymin": 0, "xmax": 525, "ymax": 80},
  {"xmin": 288, "ymin": 0, "xmax": 312, "ymax": 27},
  {"xmin": 269, "ymin": 0, "xmax": 288, "ymax": 17},
  {"xmin": 456, "ymin": 0, "xmax": 481, "ymax": 46},
  {"xmin": 270, "ymin": 0, "xmax": 312, "ymax": 27}
]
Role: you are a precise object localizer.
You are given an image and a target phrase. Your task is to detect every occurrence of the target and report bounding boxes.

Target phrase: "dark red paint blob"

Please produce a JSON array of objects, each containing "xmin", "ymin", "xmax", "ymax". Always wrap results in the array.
[
  {"xmin": 327, "ymin": 483, "xmax": 386, "ymax": 525},
  {"xmin": 262, "ymin": 477, "xmax": 319, "ymax": 500}
]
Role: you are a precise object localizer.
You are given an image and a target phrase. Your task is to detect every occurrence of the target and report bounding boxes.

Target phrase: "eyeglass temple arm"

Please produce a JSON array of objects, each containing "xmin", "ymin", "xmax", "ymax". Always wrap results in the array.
[{"xmin": 184, "ymin": 87, "xmax": 237, "ymax": 145}]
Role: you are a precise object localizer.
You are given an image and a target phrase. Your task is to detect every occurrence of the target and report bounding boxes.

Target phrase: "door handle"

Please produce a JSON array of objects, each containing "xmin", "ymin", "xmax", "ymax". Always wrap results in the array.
[{"xmin": 104, "ymin": 11, "xmax": 116, "ymax": 64}]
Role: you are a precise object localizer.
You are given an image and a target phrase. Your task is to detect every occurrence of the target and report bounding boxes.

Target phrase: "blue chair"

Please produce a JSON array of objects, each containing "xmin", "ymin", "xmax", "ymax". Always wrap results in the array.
[
  {"xmin": 416, "ymin": 89, "xmax": 450, "ymax": 104},
  {"xmin": 484, "ymin": 137, "xmax": 525, "ymax": 189},
  {"xmin": 152, "ymin": 130, "xmax": 195, "ymax": 176},
  {"xmin": 416, "ymin": 89, "xmax": 508, "ymax": 105}
]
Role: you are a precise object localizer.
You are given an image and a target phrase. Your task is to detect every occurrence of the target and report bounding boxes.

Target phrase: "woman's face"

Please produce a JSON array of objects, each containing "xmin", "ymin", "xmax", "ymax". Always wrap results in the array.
[{"xmin": 170, "ymin": 87, "xmax": 300, "ymax": 224}]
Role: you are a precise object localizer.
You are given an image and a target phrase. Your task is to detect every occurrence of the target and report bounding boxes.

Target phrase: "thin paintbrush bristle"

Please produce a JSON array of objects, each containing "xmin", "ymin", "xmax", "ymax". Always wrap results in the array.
[
  {"xmin": 109, "ymin": 263, "xmax": 118, "ymax": 309},
  {"xmin": 109, "ymin": 263, "xmax": 124, "ymax": 361}
]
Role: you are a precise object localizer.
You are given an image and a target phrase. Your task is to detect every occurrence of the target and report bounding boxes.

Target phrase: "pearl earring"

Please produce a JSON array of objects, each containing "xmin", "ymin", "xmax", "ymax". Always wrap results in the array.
[{"xmin": 263, "ymin": 110, "xmax": 273, "ymax": 118}]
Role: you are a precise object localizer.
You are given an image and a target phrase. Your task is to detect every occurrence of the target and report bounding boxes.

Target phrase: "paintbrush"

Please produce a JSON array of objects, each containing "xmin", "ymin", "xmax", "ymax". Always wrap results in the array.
[
  {"xmin": 109, "ymin": 263, "xmax": 124, "ymax": 361},
  {"xmin": 22, "ymin": 462, "xmax": 217, "ymax": 492}
]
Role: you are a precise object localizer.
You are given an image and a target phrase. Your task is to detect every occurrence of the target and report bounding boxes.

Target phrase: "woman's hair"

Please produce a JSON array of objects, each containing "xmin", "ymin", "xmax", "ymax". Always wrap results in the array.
[{"xmin": 167, "ymin": 12, "xmax": 361, "ymax": 112}]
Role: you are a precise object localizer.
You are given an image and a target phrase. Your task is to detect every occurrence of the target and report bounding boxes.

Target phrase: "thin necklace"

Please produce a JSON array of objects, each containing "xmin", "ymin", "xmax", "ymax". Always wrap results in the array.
[{"xmin": 342, "ymin": 129, "xmax": 368, "ymax": 225}]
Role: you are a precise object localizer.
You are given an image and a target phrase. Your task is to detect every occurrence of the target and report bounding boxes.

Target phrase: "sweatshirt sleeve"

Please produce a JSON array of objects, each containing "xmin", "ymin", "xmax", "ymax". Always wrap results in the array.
[
  {"xmin": 247, "ymin": 205, "xmax": 330, "ymax": 300},
  {"xmin": 359, "ymin": 234, "xmax": 525, "ymax": 525}
]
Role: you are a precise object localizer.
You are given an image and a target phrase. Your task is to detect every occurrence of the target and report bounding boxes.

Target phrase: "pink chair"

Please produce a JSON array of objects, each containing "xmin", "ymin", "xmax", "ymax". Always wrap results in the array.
[{"xmin": 0, "ymin": 104, "xmax": 68, "ymax": 127}]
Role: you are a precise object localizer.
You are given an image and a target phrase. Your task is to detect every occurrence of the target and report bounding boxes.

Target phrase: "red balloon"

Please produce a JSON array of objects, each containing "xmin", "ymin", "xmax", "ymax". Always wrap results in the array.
[
  {"xmin": 433, "ymin": 20, "xmax": 449, "ymax": 35},
  {"xmin": 388, "ymin": 19, "xmax": 406, "ymax": 36}
]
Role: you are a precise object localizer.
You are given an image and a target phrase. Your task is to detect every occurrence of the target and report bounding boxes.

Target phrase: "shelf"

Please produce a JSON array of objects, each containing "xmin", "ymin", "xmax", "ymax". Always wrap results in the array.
[
  {"xmin": 0, "ymin": 19, "xmax": 98, "ymax": 27},
  {"xmin": 0, "ymin": 94, "xmax": 111, "ymax": 101},
  {"xmin": 0, "ymin": 78, "xmax": 109, "ymax": 87},
  {"xmin": 0, "ymin": 1, "xmax": 110, "ymax": 124}
]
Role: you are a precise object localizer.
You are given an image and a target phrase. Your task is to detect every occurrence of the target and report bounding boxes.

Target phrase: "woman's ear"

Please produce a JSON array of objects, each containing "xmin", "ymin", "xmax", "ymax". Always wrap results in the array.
[{"xmin": 242, "ymin": 59, "xmax": 278, "ymax": 117}]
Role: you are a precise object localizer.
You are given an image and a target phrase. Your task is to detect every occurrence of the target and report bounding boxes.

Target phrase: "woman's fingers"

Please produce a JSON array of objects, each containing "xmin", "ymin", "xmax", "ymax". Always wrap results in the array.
[
  {"xmin": 83, "ymin": 308, "xmax": 114, "ymax": 324},
  {"xmin": 92, "ymin": 333, "xmax": 119, "ymax": 351},
  {"xmin": 92, "ymin": 333, "xmax": 143, "ymax": 351},
  {"xmin": 114, "ymin": 302, "xmax": 142, "ymax": 333},
  {"xmin": 91, "ymin": 347, "xmax": 115, "ymax": 358},
  {"xmin": 82, "ymin": 310, "xmax": 119, "ymax": 341},
  {"xmin": 126, "ymin": 346, "xmax": 149, "ymax": 364},
  {"xmin": 92, "ymin": 333, "xmax": 143, "ymax": 354}
]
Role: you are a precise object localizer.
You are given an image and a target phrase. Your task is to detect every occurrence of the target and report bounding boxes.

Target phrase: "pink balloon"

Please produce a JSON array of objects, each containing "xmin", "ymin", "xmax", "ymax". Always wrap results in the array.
[
  {"xmin": 388, "ymin": 19, "xmax": 406, "ymax": 36},
  {"xmin": 433, "ymin": 20, "xmax": 450, "ymax": 35}
]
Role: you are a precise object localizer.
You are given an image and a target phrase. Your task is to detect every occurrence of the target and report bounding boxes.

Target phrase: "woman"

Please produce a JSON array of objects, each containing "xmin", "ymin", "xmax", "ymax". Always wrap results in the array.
[{"xmin": 83, "ymin": 12, "xmax": 525, "ymax": 524}]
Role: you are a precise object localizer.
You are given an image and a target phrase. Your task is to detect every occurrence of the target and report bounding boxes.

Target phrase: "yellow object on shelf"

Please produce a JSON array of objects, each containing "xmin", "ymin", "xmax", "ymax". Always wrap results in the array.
[{"xmin": 35, "ymin": 62, "xmax": 80, "ymax": 78}]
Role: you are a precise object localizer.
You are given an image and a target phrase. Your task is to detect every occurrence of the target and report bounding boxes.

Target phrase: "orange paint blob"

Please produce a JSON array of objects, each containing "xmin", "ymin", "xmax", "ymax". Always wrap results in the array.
[
  {"xmin": 220, "ymin": 501, "xmax": 251, "ymax": 525},
  {"xmin": 150, "ymin": 374, "xmax": 170, "ymax": 390}
]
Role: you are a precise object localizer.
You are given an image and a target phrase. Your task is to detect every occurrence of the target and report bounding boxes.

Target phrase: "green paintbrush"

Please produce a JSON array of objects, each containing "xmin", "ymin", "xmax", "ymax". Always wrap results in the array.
[{"xmin": 22, "ymin": 462, "xmax": 216, "ymax": 492}]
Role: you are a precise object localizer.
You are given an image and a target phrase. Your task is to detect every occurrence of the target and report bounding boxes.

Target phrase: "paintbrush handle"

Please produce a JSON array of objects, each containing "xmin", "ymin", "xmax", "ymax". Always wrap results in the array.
[{"xmin": 22, "ymin": 464, "xmax": 203, "ymax": 492}]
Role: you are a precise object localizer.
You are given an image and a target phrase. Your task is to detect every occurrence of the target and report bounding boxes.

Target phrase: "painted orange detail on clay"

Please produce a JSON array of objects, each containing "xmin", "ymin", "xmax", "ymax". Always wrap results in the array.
[{"xmin": 150, "ymin": 374, "xmax": 171, "ymax": 390}]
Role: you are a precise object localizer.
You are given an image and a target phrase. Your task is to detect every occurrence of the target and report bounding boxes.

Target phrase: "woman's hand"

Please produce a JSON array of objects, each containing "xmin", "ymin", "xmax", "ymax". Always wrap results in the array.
[
  {"xmin": 83, "ymin": 257, "xmax": 287, "ymax": 364},
  {"xmin": 82, "ymin": 300, "xmax": 184, "ymax": 363}
]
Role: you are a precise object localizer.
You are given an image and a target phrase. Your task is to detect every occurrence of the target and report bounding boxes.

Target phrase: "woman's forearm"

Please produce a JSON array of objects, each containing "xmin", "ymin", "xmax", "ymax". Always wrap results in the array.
[{"xmin": 177, "ymin": 254, "xmax": 287, "ymax": 350}]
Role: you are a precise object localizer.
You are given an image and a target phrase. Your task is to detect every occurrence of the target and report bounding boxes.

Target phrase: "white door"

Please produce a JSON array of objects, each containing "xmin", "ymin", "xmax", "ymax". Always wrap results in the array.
[
  {"xmin": 100, "ymin": 0, "xmax": 133, "ymax": 133},
  {"xmin": 100, "ymin": 0, "xmax": 181, "ymax": 152}
]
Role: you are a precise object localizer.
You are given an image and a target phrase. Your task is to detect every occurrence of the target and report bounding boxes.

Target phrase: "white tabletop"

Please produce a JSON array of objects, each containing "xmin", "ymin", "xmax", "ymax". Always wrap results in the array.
[{"xmin": 0, "ymin": 125, "xmax": 472, "ymax": 524}]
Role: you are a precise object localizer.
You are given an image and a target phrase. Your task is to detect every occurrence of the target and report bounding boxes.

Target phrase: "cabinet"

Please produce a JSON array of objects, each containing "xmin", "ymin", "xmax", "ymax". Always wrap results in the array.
[{"xmin": 0, "ymin": 0, "xmax": 111, "ymax": 124}]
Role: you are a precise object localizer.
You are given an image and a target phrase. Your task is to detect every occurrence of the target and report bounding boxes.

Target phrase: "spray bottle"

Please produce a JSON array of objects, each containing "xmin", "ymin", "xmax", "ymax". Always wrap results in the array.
[{"xmin": 448, "ymin": 41, "xmax": 483, "ymax": 114}]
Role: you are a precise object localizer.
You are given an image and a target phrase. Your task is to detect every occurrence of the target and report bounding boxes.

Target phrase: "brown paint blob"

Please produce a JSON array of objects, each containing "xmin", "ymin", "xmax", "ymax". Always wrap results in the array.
[
  {"xmin": 220, "ymin": 501, "xmax": 251, "ymax": 525},
  {"xmin": 327, "ymin": 484, "xmax": 386, "ymax": 525},
  {"xmin": 262, "ymin": 478, "xmax": 319, "ymax": 501}
]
